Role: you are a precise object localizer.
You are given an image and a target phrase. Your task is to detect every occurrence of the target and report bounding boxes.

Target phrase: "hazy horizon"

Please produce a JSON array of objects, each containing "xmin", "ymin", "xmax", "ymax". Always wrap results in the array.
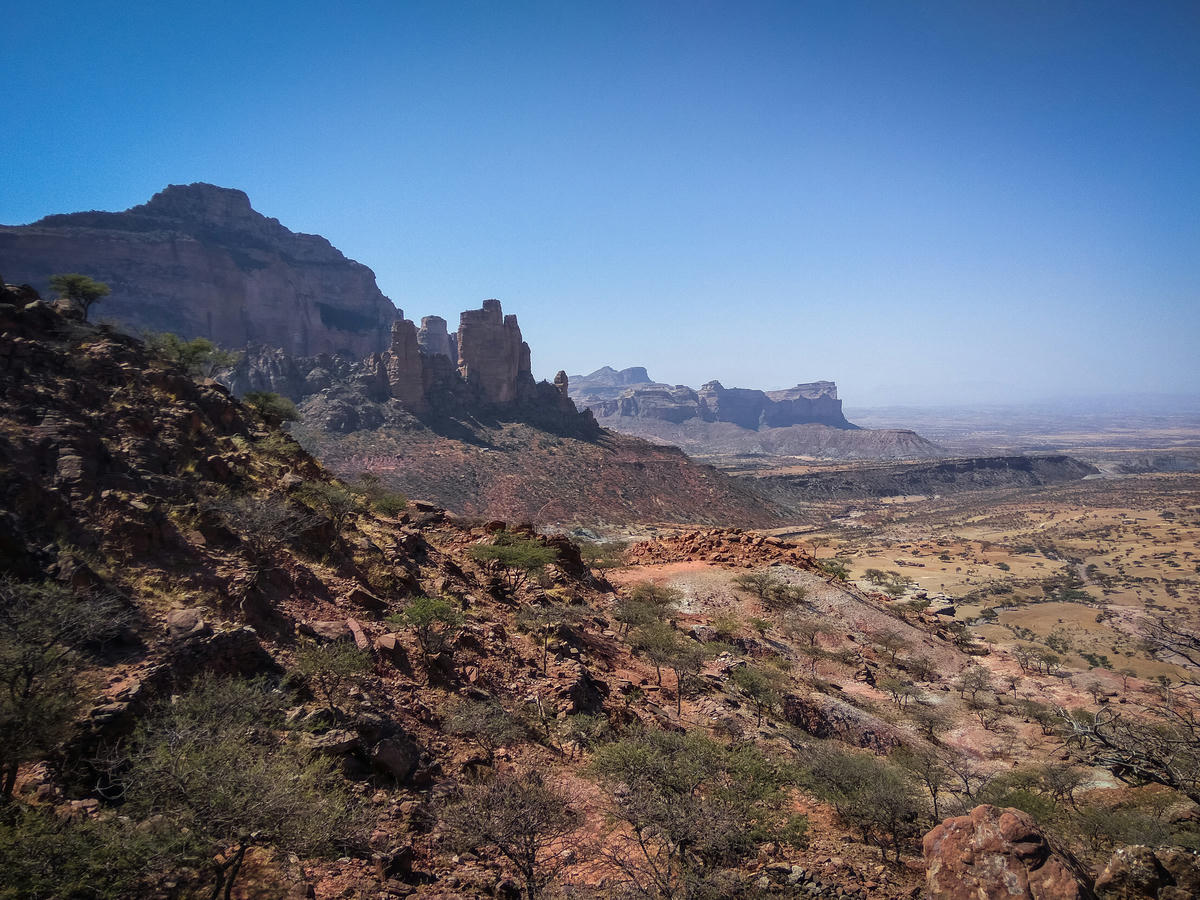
[{"xmin": 4, "ymin": 2, "xmax": 1197, "ymax": 407}]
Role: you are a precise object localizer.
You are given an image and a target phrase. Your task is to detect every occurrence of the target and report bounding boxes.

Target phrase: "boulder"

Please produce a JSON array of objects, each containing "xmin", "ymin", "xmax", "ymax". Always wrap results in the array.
[
  {"xmin": 346, "ymin": 617, "xmax": 371, "ymax": 650},
  {"xmin": 558, "ymin": 667, "xmax": 610, "ymax": 715},
  {"xmin": 371, "ymin": 734, "xmax": 421, "ymax": 782},
  {"xmin": 923, "ymin": 805, "xmax": 1094, "ymax": 900},
  {"xmin": 303, "ymin": 620, "xmax": 353, "ymax": 642},
  {"xmin": 1095, "ymin": 845, "xmax": 1200, "ymax": 899},
  {"xmin": 375, "ymin": 632, "xmax": 411, "ymax": 669},
  {"xmin": 346, "ymin": 586, "xmax": 387, "ymax": 613},
  {"xmin": 165, "ymin": 607, "xmax": 210, "ymax": 640}
]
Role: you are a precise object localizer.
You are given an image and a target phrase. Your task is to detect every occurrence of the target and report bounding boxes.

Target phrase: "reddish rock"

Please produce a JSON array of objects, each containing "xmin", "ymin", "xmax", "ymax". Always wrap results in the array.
[
  {"xmin": 346, "ymin": 617, "xmax": 371, "ymax": 650},
  {"xmin": 923, "ymin": 805, "xmax": 1093, "ymax": 900},
  {"xmin": 346, "ymin": 586, "xmax": 387, "ymax": 613},
  {"xmin": 456, "ymin": 299, "xmax": 531, "ymax": 405},
  {"xmin": 382, "ymin": 318, "xmax": 427, "ymax": 412},
  {"xmin": 304, "ymin": 620, "xmax": 352, "ymax": 642},
  {"xmin": 374, "ymin": 632, "xmax": 410, "ymax": 669},
  {"xmin": 371, "ymin": 734, "xmax": 421, "ymax": 782}
]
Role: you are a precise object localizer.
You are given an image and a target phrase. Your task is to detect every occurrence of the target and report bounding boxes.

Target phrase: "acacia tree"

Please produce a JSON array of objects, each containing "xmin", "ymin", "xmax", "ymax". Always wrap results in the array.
[
  {"xmin": 730, "ymin": 664, "xmax": 784, "ymax": 725},
  {"xmin": 49, "ymin": 273, "xmax": 110, "ymax": 321},
  {"xmin": 445, "ymin": 698, "xmax": 526, "ymax": 763},
  {"xmin": 143, "ymin": 332, "xmax": 240, "ymax": 377},
  {"xmin": 292, "ymin": 640, "xmax": 373, "ymax": 719},
  {"xmin": 518, "ymin": 601, "xmax": 578, "ymax": 675},
  {"xmin": 469, "ymin": 532, "xmax": 558, "ymax": 594},
  {"xmin": 394, "ymin": 595, "xmax": 462, "ymax": 666},
  {"xmin": 441, "ymin": 769, "xmax": 581, "ymax": 900},
  {"xmin": 631, "ymin": 622, "xmax": 704, "ymax": 714},
  {"xmin": 805, "ymin": 745, "xmax": 924, "ymax": 863},
  {"xmin": 733, "ymin": 569, "xmax": 809, "ymax": 612}
]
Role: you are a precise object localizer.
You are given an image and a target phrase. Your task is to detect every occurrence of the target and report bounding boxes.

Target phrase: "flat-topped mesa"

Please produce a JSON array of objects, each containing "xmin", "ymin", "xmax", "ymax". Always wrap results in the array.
[
  {"xmin": 456, "ymin": 298, "xmax": 534, "ymax": 406},
  {"xmin": 0, "ymin": 182, "xmax": 399, "ymax": 357},
  {"xmin": 570, "ymin": 369, "xmax": 853, "ymax": 429},
  {"xmin": 766, "ymin": 381, "xmax": 838, "ymax": 402}
]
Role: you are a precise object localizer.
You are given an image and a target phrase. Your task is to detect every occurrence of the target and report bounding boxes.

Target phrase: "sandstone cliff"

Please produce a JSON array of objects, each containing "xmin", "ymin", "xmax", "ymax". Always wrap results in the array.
[{"xmin": 0, "ymin": 183, "xmax": 401, "ymax": 357}]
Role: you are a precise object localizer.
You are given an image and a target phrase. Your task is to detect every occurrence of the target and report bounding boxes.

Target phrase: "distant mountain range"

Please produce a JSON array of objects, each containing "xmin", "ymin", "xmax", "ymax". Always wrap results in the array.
[{"xmin": 570, "ymin": 367, "xmax": 945, "ymax": 461}]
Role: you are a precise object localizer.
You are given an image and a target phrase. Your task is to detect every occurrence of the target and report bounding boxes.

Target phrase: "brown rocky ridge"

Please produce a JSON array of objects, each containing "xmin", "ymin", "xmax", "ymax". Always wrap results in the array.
[{"xmin": 0, "ymin": 287, "xmax": 913, "ymax": 896}]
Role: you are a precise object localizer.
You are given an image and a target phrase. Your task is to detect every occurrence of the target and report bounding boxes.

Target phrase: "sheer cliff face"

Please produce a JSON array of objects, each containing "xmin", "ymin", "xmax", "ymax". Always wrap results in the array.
[{"xmin": 0, "ymin": 183, "xmax": 399, "ymax": 357}]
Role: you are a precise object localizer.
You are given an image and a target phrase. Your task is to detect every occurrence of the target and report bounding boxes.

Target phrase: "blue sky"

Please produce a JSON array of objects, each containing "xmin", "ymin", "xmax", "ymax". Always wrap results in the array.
[{"xmin": 3, "ymin": 1, "xmax": 1197, "ymax": 405}]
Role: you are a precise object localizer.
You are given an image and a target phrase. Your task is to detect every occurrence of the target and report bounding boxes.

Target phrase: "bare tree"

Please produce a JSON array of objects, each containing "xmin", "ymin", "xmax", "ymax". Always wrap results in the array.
[
  {"xmin": 441, "ymin": 769, "xmax": 582, "ymax": 900},
  {"xmin": 1063, "ymin": 613, "xmax": 1200, "ymax": 806}
]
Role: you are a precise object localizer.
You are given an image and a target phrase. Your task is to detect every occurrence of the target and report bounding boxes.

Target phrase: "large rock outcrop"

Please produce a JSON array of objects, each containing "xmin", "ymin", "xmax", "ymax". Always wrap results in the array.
[
  {"xmin": 456, "ymin": 298, "xmax": 533, "ymax": 405},
  {"xmin": 0, "ymin": 183, "xmax": 399, "ymax": 357},
  {"xmin": 923, "ymin": 805, "xmax": 1094, "ymax": 900}
]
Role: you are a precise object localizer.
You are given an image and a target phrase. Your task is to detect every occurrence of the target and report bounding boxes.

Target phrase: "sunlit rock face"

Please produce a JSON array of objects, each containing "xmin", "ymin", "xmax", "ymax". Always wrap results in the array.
[{"xmin": 455, "ymin": 298, "xmax": 533, "ymax": 406}]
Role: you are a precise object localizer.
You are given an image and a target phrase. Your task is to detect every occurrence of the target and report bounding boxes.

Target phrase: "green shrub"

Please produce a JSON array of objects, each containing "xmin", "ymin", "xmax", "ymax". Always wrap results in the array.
[
  {"xmin": 50, "ymin": 272, "xmax": 109, "ymax": 321},
  {"xmin": 291, "ymin": 641, "xmax": 373, "ymax": 719},
  {"xmin": 0, "ymin": 579, "xmax": 128, "ymax": 798},
  {"xmin": 120, "ymin": 675, "xmax": 364, "ymax": 900},
  {"xmin": 394, "ymin": 596, "xmax": 462, "ymax": 660},
  {"xmin": 591, "ymin": 729, "xmax": 794, "ymax": 896},
  {"xmin": 243, "ymin": 390, "xmax": 299, "ymax": 424},
  {"xmin": 817, "ymin": 558, "xmax": 850, "ymax": 581},
  {"xmin": 293, "ymin": 480, "xmax": 359, "ymax": 531},
  {"xmin": 804, "ymin": 745, "xmax": 924, "ymax": 862}
]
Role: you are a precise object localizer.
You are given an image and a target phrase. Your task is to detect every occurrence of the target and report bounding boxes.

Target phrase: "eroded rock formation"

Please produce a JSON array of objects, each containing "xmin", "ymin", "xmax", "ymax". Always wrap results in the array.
[{"xmin": 456, "ymin": 298, "xmax": 532, "ymax": 405}]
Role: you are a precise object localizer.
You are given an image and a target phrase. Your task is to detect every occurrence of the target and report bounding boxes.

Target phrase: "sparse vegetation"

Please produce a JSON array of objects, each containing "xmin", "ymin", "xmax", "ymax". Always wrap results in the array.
[
  {"xmin": 242, "ymin": 390, "xmax": 299, "ymax": 424},
  {"xmin": 0, "ymin": 579, "xmax": 128, "ymax": 798}
]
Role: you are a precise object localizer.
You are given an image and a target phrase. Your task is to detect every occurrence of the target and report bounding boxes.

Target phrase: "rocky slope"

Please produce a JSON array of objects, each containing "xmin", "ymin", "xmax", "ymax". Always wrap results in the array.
[
  {"xmin": 0, "ymin": 287, "xmax": 914, "ymax": 896},
  {"xmin": 1, "ymin": 290, "xmax": 1192, "ymax": 900},
  {"xmin": 570, "ymin": 366, "xmax": 946, "ymax": 461},
  {"xmin": 0, "ymin": 183, "xmax": 400, "ymax": 357}
]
